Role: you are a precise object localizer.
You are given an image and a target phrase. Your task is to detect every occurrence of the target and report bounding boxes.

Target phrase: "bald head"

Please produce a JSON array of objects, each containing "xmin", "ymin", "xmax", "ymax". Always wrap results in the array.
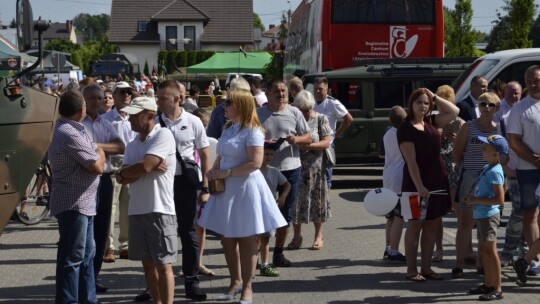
[{"xmin": 504, "ymin": 81, "xmax": 522, "ymax": 106}]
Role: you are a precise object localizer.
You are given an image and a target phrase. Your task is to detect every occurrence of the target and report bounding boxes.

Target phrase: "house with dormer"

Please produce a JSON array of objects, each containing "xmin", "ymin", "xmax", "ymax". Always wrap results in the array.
[{"xmin": 108, "ymin": 0, "xmax": 254, "ymax": 71}]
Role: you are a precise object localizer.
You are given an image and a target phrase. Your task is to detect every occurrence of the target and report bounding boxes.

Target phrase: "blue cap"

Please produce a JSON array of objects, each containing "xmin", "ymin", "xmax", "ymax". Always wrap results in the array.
[{"xmin": 478, "ymin": 135, "xmax": 509, "ymax": 157}]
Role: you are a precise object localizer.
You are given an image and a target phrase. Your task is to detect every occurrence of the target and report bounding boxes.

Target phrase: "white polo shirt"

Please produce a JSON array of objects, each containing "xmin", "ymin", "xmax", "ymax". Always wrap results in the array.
[
  {"xmin": 157, "ymin": 109, "xmax": 210, "ymax": 175},
  {"xmin": 506, "ymin": 95, "xmax": 540, "ymax": 170},
  {"xmin": 123, "ymin": 125, "xmax": 176, "ymax": 216},
  {"xmin": 314, "ymin": 95, "xmax": 349, "ymax": 141}
]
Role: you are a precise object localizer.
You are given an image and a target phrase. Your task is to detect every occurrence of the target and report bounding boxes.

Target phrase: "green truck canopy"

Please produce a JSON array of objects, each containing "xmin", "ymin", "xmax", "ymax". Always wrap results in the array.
[{"xmin": 187, "ymin": 52, "xmax": 271, "ymax": 74}]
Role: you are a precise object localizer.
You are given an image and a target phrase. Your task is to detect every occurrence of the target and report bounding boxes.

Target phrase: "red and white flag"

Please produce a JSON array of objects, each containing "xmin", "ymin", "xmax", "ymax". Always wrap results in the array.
[{"xmin": 401, "ymin": 192, "xmax": 422, "ymax": 220}]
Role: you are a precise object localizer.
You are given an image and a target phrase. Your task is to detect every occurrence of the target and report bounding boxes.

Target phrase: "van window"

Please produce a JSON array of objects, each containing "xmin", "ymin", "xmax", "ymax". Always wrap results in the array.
[
  {"xmin": 489, "ymin": 61, "xmax": 540, "ymax": 90},
  {"xmin": 453, "ymin": 59, "xmax": 499, "ymax": 101},
  {"xmin": 328, "ymin": 82, "xmax": 363, "ymax": 110}
]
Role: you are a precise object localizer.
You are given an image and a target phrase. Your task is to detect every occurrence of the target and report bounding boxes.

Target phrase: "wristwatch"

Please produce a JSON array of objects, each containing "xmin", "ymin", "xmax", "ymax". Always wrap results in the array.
[{"xmin": 201, "ymin": 187, "xmax": 210, "ymax": 194}]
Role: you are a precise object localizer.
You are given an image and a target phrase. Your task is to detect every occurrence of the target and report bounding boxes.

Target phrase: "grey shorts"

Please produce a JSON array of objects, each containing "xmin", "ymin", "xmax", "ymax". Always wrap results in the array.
[
  {"xmin": 129, "ymin": 213, "xmax": 178, "ymax": 264},
  {"xmin": 476, "ymin": 214, "xmax": 500, "ymax": 243}
]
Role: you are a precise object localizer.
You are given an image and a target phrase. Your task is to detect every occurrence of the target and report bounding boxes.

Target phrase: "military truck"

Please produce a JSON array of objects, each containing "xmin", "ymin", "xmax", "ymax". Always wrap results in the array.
[
  {"xmin": 302, "ymin": 57, "xmax": 474, "ymax": 163},
  {"xmin": 0, "ymin": 0, "xmax": 58, "ymax": 234},
  {"xmin": 91, "ymin": 53, "xmax": 140, "ymax": 77}
]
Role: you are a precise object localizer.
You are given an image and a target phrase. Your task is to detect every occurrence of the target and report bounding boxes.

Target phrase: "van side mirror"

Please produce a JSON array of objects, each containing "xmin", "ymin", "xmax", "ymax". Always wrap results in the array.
[{"xmin": 16, "ymin": 0, "xmax": 34, "ymax": 52}]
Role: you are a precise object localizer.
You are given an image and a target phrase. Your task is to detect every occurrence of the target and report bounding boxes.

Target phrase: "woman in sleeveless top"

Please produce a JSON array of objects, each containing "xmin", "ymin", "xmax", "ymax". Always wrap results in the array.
[
  {"xmin": 397, "ymin": 88, "xmax": 458, "ymax": 281},
  {"xmin": 451, "ymin": 92, "xmax": 501, "ymax": 278}
]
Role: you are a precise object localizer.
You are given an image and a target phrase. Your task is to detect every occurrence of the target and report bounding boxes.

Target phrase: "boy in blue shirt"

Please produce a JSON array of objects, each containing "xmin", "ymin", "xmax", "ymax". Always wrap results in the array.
[{"xmin": 466, "ymin": 135, "xmax": 509, "ymax": 301}]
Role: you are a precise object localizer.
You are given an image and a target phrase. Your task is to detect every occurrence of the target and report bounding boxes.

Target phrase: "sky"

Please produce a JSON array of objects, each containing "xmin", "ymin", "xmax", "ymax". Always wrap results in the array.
[{"xmin": 1, "ymin": 0, "xmax": 540, "ymax": 33}]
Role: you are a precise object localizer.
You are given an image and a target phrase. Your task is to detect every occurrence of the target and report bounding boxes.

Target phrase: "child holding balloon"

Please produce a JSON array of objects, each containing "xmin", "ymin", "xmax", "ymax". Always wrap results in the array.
[{"xmin": 379, "ymin": 106, "xmax": 407, "ymax": 262}]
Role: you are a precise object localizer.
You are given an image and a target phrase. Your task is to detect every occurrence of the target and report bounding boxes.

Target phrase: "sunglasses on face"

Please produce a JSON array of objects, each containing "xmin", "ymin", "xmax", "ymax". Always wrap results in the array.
[
  {"xmin": 118, "ymin": 90, "xmax": 132, "ymax": 96},
  {"xmin": 479, "ymin": 101, "xmax": 497, "ymax": 108},
  {"xmin": 224, "ymin": 99, "xmax": 233, "ymax": 106}
]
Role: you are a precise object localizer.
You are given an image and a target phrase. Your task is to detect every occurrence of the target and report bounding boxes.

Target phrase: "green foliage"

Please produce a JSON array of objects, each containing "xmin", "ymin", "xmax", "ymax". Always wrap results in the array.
[
  {"xmin": 144, "ymin": 59, "xmax": 149, "ymax": 75},
  {"xmin": 265, "ymin": 52, "xmax": 283, "ymax": 80},
  {"xmin": 71, "ymin": 36, "xmax": 118, "ymax": 75},
  {"xmin": 166, "ymin": 51, "xmax": 178, "ymax": 72},
  {"xmin": 187, "ymin": 51, "xmax": 197, "ymax": 66},
  {"xmin": 253, "ymin": 13, "xmax": 265, "ymax": 31},
  {"xmin": 73, "ymin": 13, "xmax": 110, "ymax": 41},
  {"xmin": 446, "ymin": 0, "xmax": 476, "ymax": 57},
  {"xmin": 45, "ymin": 38, "xmax": 80, "ymax": 53},
  {"xmin": 10, "ymin": 18, "xmax": 16, "ymax": 28},
  {"xmin": 530, "ymin": 13, "xmax": 540, "ymax": 47},
  {"xmin": 508, "ymin": 0, "xmax": 535, "ymax": 48},
  {"xmin": 177, "ymin": 51, "xmax": 187, "ymax": 67},
  {"xmin": 443, "ymin": 7, "xmax": 456, "ymax": 49},
  {"xmin": 279, "ymin": 13, "xmax": 288, "ymax": 42}
]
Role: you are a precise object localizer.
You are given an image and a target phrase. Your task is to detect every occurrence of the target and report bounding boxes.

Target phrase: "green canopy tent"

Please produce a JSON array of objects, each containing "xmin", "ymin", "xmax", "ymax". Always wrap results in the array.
[{"xmin": 187, "ymin": 52, "xmax": 271, "ymax": 74}]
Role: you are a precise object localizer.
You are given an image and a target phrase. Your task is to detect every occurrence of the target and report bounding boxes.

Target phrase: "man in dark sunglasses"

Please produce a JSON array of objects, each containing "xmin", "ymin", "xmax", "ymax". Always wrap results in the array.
[{"xmin": 101, "ymin": 81, "xmax": 137, "ymax": 266}]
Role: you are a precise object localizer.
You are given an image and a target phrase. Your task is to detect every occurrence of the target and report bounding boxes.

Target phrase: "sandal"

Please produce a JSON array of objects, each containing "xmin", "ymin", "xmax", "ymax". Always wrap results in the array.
[
  {"xmin": 287, "ymin": 236, "xmax": 303, "ymax": 250},
  {"xmin": 311, "ymin": 240, "xmax": 324, "ymax": 250},
  {"xmin": 421, "ymin": 272, "xmax": 444, "ymax": 281},
  {"xmin": 199, "ymin": 265, "xmax": 215, "ymax": 276},
  {"xmin": 432, "ymin": 250, "xmax": 443, "ymax": 263},
  {"xmin": 405, "ymin": 274, "xmax": 426, "ymax": 282},
  {"xmin": 478, "ymin": 290, "xmax": 503, "ymax": 301},
  {"xmin": 469, "ymin": 284, "xmax": 493, "ymax": 295},
  {"xmin": 451, "ymin": 267, "xmax": 463, "ymax": 279}
]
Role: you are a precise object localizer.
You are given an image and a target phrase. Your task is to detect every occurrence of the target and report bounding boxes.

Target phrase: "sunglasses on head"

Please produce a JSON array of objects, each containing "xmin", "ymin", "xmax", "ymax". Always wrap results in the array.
[
  {"xmin": 479, "ymin": 101, "xmax": 496, "ymax": 108},
  {"xmin": 224, "ymin": 99, "xmax": 233, "ymax": 106}
]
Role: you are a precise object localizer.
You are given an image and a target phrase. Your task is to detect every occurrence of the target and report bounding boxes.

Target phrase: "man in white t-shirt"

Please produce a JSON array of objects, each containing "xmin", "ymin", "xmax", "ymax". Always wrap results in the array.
[
  {"xmin": 115, "ymin": 97, "xmax": 177, "ymax": 304},
  {"xmin": 507, "ymin": 65, "xmax": 540, "ymax": 275},
  {"xmin": 248, "ymin": 76, "xmax": 267, "ymax": 107},
  {"xmin": 156, "ymin": 80, "xmax": 210, "ymax": 301},
  {"xmin": 313, "ymin": 77, "xmax": 353, "ymax": 186}
]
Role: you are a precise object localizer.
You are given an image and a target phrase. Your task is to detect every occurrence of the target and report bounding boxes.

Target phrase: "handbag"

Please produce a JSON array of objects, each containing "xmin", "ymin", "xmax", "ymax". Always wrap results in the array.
[
  {"xmin": 324, "ymin": 146, "xmax": 336, "ymax": 168},
  {"xmin": 208, "ymin": 178, "xmax": 225, "ymax": 194},
  {"xmin": 318, "ymin": 114, "xmax": 336, "ymax": 168}
]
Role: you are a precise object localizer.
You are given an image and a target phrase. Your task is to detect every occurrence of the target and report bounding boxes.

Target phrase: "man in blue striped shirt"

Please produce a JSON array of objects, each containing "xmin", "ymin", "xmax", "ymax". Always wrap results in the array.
[{"xmin": 49, "ymin": 90, "xmax": 106, "ymax": 304}]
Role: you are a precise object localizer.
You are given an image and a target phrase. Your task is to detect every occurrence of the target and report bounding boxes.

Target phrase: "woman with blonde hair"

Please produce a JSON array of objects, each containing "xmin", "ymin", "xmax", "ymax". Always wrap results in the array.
[
  {"xmin": 452, "ymin": 92, "xmax": 501, "ymax": 279},
  {"xmin": 198, "ymin": 88, "xmax": 287, "ymax": 303}
]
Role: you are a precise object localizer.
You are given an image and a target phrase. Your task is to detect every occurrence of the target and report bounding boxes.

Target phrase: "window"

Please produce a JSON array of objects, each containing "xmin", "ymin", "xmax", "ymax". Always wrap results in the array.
[
  {"xmin": 138, "ymin": 21, "xmax": 148, "ymax": 32},
  {"xmin": 332, "ymin": 0, "xmax": 434, "ymax": 24},
  {"xmin": 184, "ymin": 26, "xmax": 195, "ymax": 50},
  {"xmin": 166, "ymin": 26, "xmax": 178, "ymax": 50}
]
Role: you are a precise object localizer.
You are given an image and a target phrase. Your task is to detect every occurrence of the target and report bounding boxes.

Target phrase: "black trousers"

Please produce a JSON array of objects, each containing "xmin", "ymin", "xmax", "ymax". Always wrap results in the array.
[
  {"xmin": 93, "ymin": 174, "xmax": 114, "ymax": 277},
  {"xmin": 174, "ymin": 174, "xmax": 200, "ymax": 289}
]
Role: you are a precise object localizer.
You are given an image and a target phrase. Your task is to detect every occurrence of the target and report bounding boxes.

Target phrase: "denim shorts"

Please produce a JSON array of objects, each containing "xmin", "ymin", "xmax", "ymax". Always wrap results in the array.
[
  {"xmin": 278, "ymin": 167, "xmax": 301, "ymax": 223},
  {"xmin": 516, "ymin": 169, "xmax": 540, "ymax": 211}
]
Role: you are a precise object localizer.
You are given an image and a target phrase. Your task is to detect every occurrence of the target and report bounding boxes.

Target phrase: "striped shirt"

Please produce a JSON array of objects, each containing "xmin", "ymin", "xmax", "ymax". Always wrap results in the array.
[
  {"xmin": 82, "ymin": 114, "xmax": 121, "ymax": 173},
  {"xmin": 48, "ymin": 117, "xmax": 100, "ymax": 216},
  {"xmin": 462, "ymin": 120, "xmax": 498, "ymax": 172}
]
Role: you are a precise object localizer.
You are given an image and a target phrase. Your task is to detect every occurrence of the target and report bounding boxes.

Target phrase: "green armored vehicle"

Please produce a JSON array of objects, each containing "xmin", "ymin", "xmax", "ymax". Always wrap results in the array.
[
  {"xmin": 302, "ymin": 57, "xmax": 474, "ymax": 163},
  {"xmin": 0, "ymin": 0, "xmax": 58, "ymax": 234}
]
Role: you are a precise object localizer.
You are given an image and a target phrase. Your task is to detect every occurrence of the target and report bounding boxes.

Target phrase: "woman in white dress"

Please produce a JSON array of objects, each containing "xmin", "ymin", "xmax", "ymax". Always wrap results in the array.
[{"xmin": 198, "ymin": 88, "xmax": 287, "ymax": 303}]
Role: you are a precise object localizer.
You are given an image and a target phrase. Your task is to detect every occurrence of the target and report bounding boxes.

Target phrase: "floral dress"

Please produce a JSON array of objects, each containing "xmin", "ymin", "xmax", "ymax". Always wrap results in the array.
[{"xmin": 293, "ymin": 114, "xmax": 332, "ymax": 224}]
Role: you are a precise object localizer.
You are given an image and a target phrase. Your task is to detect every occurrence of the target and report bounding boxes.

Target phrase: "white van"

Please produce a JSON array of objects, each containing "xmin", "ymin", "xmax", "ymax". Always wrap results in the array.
[{"xmin": 453, "ymin": 48, "xmax": 540, "ymax": 102}]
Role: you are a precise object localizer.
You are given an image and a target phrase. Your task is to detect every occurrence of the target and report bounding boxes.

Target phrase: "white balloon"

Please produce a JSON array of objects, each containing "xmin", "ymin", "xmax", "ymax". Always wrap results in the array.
[{"xmin": 364, "ymin": 188, "xmax": 399, "ymax": 216}]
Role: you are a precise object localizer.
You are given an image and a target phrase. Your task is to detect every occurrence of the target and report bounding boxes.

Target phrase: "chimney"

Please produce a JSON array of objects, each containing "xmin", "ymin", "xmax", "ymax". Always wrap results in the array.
[
  {"xmin": 66, "ymin": 20, "xmax": 73, "ymax": 33},
  {"xmin": 269, "ymin": 24, "xmax": 275, "ymax": 29}
]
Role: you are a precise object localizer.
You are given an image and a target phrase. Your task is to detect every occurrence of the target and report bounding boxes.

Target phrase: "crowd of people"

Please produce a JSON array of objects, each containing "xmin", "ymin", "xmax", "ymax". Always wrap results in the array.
[
  {"xmin": 377, "ymin": 65, "xmax": 540, "ymax": 301},
  {"xmin": 46, "ymin": 74, "xmax": 352, "ymax": 304},
  {"xmin": 45, "ymin": 64, "xmax": 540, "ymax": 303}
]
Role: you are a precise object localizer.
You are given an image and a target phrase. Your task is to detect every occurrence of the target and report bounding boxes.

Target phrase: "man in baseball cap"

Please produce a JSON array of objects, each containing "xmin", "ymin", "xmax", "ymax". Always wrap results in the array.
[{"xmin": 120, "ymin": 96, "xmax": 157, "ymax": 115}]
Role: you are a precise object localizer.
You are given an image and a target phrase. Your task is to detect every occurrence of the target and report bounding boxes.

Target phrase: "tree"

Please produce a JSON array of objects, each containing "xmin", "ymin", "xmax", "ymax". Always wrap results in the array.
[
  {"xmin": 9, "ymin": 18, "xmax": 16, "ymax": 28},
  {"xmin": 278, "ymin": 13, "xmax": 288, "ymax": 42},
  {"xmin": 446, "ymin": 0, "xmax": 476, "ymax": 57},
  {"xmin": 486, "ymin": 15, "xmax": 512, "ymax": 52},
  {"xmin": 443, "ymin": 6, "xmax": 456, "ymax": 50},
  {"xmin": 530, "ymin": 13, "xmax": 540, "ymax": 47},
  {"xmin": 508, "ymin": 0, "xmax": 535, "ymax": 48},
  {"xmin": 73, "ymin": 13, "xmax": 110, "ymax": 41},
  {"xmin": 253, "ymin": 13, "xmax": 265, "ymax": 32},
  {"xmin": 45, "ymin": 38, "xmax": 80, "ymax": 53}
]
